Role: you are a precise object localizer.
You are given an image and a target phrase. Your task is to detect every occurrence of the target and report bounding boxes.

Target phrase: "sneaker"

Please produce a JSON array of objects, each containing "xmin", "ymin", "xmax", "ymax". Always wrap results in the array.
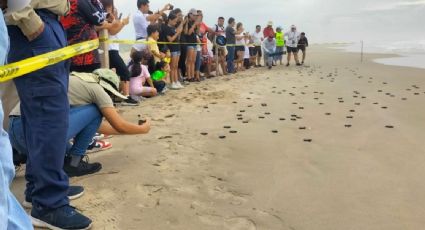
[
  {"xmin": 296, "ymin": 63, "xmax": 302, "ymax": 66},
  {"xmin": 86, "ymin": 140, "xmax": 112, "ymax": 154},
  {"xmin": 286, "ymin": 63, "xmax": 290, "ymax": 67},
  {"xmin": 64, "ymin": 157, "xmax": 102, "ymax": 178},
  {"xmin": 170, "ymin": 82, "xmax": 179, "ymax": 90},
  {"xmin": 121, "ymin": 97, "xmax": 139, "ymax": 106},
  {"xmin": 93, "ymin": 133, "xmax": 113, "ymax": 141},
  {"xmin": 23, "ymin": 186, "xmax": 85, "ymax": 209},
  {"xmin": 176, "ymin": 81, "xmax": 185, "ymax": 89},
  {"xmin": 31, "ymin": 205, "xmax": 92, "ymax": 230},
  {"xmin": 268, "ymin": 66, "xmax": 272, "ymax": 70}
]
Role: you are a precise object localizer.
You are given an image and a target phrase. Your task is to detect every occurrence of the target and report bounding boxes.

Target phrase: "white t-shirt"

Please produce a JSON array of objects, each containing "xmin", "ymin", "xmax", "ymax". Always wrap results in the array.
[
  {"xmin": 285, "ymin": 31, "xmax": 300, "ymax": 48},
  {"xmin": 235, "ymin": 34, "xmax": 245, "ymax": 45},
  {"xmin": 251, "ymin": 31, "xmax": 263, "ymax": 46},
  {"xmin": 133, "ymin": 10, "xmax": 149, "ymax": 51},
  {"xmin": 244, "ymin": 44, "xmax": 250, "ymax": 59},
  {"xmin": 109, "ymin": 34, "xmax": 119, "ymax": 51}
]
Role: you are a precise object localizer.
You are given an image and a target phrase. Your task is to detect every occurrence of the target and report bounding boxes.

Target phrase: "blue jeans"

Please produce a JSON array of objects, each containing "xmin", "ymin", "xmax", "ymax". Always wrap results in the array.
[
  {"xmin": 9, "ymin": 104, "xmax": 102, "ymax": 157},
  {"xmin": 226, "ymin": 46, "xmax": 235, "ymax": 73},
  {"xmin": 264, "ymin": 52, "xmax": 273, "ymax": 66},
  {"xmin": 0, "ymin": 102, "xmax": 33, "ymax": 229},
  {"xmin": 195, "ymin": 51, "xmax": 202, "ymax": 71},
  {"xmin": 274, "ymin": 46, "xmax": 284, "ymax": 61},
  {"xmin": 0, "ymin": 10, "xmax": 34, "ymax": 229}
]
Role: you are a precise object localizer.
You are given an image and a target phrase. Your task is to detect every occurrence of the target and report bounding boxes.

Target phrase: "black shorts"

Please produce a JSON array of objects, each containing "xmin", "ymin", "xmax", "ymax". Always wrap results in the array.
[
  {"xmin": 250, "ymin": 46, "xmax": 262, "ymax": 57},
  {"xmin": 287, "ymin": 46, "xmax": 299, "ymax": 53},
  {"xmin": 297, "ymin": 46, "xmax": 306, "ymax": 52},
  {"xmin": 109, "ymin": 50, "xmax": 130, "ymax": 81},
  {"xmin": 235, "ymin": 45, "xmax": 245, "ymax": 53}
]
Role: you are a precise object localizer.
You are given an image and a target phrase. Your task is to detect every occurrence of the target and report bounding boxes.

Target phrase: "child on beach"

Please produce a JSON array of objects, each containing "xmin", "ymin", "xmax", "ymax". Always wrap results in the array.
[
  {"xmin": 297, "ymin": 32, "xmax": 309, "ymax": 65},
  {"xmin": 129, "ymin": 50, "xmax": 159, "ymax": 100}
]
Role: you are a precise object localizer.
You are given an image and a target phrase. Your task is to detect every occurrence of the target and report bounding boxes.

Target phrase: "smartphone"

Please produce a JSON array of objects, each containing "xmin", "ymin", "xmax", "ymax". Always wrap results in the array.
[
  {"xmin": 119, "ymin": 13, "xmax": 123, "ymax": 20},
  {"xmin": 169, "ymin": 4, "xmax": 174, "ymax": 10}
]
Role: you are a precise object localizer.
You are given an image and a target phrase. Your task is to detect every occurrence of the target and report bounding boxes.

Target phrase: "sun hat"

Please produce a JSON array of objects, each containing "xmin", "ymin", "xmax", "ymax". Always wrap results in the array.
[
  {"xmin": 71, "ymin": 69, "xmax": 127, "ymax": 99},
  {"xmin": 189, "ymin": 8, "xmax": 198, "ymax": 16},
  {"xmin": 94, "ymin": 69, "xmax": 128, "ymax": 99},
  {"xmin": 267, "ymin": 21, "xmax": 273, "ymax": 26}
]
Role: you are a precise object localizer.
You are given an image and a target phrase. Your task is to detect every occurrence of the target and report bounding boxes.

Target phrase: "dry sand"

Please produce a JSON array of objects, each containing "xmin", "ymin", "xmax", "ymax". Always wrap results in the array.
[{"xmin": 12, "ymin": 45, "xmax": 425, "ymax": 229}]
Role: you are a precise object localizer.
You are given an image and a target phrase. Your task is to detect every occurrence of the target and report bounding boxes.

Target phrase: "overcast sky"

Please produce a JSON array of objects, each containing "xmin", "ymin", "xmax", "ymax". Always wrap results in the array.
[{"xmin": 114, "ymin": 0, "xmax": 425, "ymax": 43}]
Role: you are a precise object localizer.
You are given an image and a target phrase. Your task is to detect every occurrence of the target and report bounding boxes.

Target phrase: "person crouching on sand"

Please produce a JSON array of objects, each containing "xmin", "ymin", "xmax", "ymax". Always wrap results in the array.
[{"xmin": 263, "ymin": 35, "xmax": 277, "ymax": 69}]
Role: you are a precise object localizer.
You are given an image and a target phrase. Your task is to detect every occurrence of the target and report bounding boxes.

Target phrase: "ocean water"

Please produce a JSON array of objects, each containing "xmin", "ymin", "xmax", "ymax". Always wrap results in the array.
[{"xmin": 334, "ymin": 40, "xmax": 425, "ymax": 69}]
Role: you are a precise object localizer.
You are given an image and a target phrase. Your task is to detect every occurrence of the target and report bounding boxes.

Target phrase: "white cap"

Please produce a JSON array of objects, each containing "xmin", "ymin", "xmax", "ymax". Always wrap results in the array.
[{"xmin": 6, "ymin": 0, "xmax": 30, "ymax": 14}]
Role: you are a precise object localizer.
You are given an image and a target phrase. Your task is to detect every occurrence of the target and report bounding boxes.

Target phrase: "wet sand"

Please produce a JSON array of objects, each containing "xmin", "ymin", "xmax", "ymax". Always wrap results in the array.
[{"xmin": 12, "ymin": 45, "xmax": 425, "ymax": 229}]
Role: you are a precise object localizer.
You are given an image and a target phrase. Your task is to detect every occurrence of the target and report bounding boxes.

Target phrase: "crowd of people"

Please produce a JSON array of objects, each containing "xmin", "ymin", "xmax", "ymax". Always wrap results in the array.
[{"xmin": 0, "ymin": 0, "xmax": 309, "ymax": 229}]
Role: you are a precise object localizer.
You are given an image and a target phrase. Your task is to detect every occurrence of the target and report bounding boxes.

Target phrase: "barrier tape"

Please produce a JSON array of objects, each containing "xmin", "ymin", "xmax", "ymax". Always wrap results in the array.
[
  {"xmin": 0, "ymin": 39, "xmax": 99, "ymax": 83},
  {"xmin": 0, "ymin": 37, "xmax": 264, "ymax": 83}
]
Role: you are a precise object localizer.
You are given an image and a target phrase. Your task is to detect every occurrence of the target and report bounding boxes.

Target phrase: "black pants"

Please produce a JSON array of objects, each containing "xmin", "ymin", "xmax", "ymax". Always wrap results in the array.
[{"xmin": 109, "ymin": 50, "xmax": 130, "ymax": 81}]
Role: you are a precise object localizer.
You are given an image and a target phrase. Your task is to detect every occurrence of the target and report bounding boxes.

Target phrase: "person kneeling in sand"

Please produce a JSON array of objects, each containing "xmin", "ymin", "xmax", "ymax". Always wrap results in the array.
[
  {"xmin": 263, "ymin": 35, "xmax": 277, "ymax": 69},
  {"xmin": 9, "ymin": 69, "xmax": 151, "ymax": 178}
]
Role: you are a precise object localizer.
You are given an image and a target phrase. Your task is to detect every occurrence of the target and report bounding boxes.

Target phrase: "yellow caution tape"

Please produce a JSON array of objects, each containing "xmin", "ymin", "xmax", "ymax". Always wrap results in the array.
[
  {"xmin": 0, "ymin": 37, "xmax": 259, "ymax": 83},
  {"xmin": 0, "ymin": 39, "xmax": 99, "ymax": 83}
]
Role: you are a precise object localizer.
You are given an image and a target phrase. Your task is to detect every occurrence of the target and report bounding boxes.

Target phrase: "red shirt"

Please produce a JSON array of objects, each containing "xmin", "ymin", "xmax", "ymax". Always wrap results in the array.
[
  {"xmin": 199, "ymin": 22, "xmax": 210, "ymax": 55},
  {"xmin": 263, "ymin": 27, "xmax": 275, "ymax": 38}
]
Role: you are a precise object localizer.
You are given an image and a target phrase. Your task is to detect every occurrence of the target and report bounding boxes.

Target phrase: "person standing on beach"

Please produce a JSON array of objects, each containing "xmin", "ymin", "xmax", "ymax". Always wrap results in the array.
[
  {"xmin": 0, "ymin": 1, "xmax": 33, "ymax": 229},
  {"xmin": 183, "ymin": 8, "xmax": 200, "ymax": 82},
  {"xmin": 163, "ymin": 12, "xmax": 184, "ymax": 88},
  {"xmin": 285, "ymin": 25, "xmax": 301, "ymax": 66},
  {"xmin": 235, "ymin": 22, "xmax": 246, "ymax": 72},
  {"xmin": 5, "ymin": 0, "xmax": 93, "ymax": 229},
  {"xmin": 225, "ymin": 17, "xmax": 236, "ymax": 74},
  {"xmin": 275, "ymin": 26, "xmax": 285, "ymax": 65},
  {"xmin": 297, "ymin": 32, "xmax": 309, "ymax": 65},
  {"xmin": 213, "ymin": 16, "xmax": 227, "ymax": 75},
  {"xmin": 251, "ymin": 25, "xmax": 264, "ymax": 67},
  {"xmin": 101, "ymin": 0, "xmax": 139, "ymax": 106},
  {"xmin": 61, "ymin": 0, "xmax": 108, "ymax": 73},
  {"xmin": 132, "ymin": 0, "xmax": 172, "ymax": 52}
]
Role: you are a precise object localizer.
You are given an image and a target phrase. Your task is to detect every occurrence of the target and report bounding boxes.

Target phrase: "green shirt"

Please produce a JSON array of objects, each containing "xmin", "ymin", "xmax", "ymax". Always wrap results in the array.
[{"xmin": 276, "ymin": 32, "xmax": 285, "ymax": 47}]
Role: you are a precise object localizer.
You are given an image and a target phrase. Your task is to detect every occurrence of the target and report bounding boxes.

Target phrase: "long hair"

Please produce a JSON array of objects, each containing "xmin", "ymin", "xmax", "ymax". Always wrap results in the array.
[{"xmin": 130, "ymin": 51, "xmax": 143, "ymax": 78}]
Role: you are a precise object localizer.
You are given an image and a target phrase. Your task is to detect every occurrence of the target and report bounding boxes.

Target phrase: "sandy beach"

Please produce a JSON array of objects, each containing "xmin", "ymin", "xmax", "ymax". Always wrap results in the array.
[{"xmin": 12, "ymin": 45, "xmax": 425, "ymax": 229}]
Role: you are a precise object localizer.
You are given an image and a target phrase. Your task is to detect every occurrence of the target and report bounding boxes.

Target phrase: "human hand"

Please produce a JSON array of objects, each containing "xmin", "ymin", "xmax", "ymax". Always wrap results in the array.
[
  {"xmin": 122, "ymin": 15, "xmax": 130, "ymax": 26},
  {"xmin": 139, "ymin": 118, "xmax": 151, "ymax": 133}
]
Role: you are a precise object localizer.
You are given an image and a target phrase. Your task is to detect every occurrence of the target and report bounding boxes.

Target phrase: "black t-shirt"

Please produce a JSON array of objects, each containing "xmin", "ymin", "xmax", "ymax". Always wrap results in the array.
[
  {"xmin": 226, "ymin": 26, "xmax": 236, "ymax": 44},
  {"xmin": 162, "ymin": 25, "xmax": 180, "ymax": 52},
  {"xmin": 184, "ymin": 21, "xmax": 197, "ymax": 44},
  {"xmin": 298, "ymin": 37, "xmax": 309, "ymax": 47},
  {"xmin": 158, "ymin": 23, "xmax": 168, "ymax": 52}
]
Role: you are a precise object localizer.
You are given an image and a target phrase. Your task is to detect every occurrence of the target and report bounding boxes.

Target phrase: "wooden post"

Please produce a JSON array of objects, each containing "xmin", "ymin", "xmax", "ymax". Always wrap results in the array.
[
  {"xmin": 99, "ymin": 29, "xmax": 110, "ymax": 68},
  {"xmin": 360, "ymin": 40, "xmax": 364, "ymax": 63}
]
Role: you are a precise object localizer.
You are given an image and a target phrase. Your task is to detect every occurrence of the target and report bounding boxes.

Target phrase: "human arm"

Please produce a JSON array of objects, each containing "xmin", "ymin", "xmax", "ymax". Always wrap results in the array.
[
  {"xmin": 5, "ymin": 0, "xmax": 69, "ymax": 41},
  {"xmin": 99, "ymin": 107, "xmax": 151, "ymax": 135},
  {"xmin": 306, "ymin": 38, "xmax": 309, "ymax": 47},
  {"xmin": 146, "ymin": 78, "xmax": 155, "ymax": 88},
  {"xmin": 146, "ymin": 3, "xmax": 172, "ymax": 22}
]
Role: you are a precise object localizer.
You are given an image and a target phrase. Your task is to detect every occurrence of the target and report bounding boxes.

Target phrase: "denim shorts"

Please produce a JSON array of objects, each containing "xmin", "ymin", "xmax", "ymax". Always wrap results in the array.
[
  {"xmin": 171, "ymin": 51, "xmax": 181, "ymax": 57},
  {"xmin": 187, "ymin": 45, "xmax": 196, "ymax": 50}
]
